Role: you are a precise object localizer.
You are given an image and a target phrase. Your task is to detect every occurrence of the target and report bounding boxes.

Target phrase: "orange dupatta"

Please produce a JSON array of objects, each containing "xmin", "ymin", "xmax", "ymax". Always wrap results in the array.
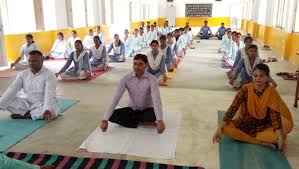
[{"xmin": 245, "ymin": 83, "xmax": 294, "ymax": 134}]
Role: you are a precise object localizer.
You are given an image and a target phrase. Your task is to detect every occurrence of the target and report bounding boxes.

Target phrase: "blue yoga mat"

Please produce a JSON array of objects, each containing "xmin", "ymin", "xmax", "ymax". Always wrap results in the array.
[
  {"xmin": 0, "ymin": 99, "xmax": 79, "ymax": 152},
  {"xmin": 218, "ymin": 111, "xmax": 291, "ymax": 169}
]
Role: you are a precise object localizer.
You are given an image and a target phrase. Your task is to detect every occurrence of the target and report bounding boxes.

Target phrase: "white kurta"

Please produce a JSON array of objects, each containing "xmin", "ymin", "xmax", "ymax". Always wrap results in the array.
[
  {"xmin": 94, "ymin": 32, "xmax": 105, "ymax": 45},
  {"xmin": 131, "ymin": 36, "xmax": 142, "ymax": 52},
  {"xmin": 83, "ymin": 35, "xmax": 95, "ymax": 49},
  {"xmin": 51, "ymin": 39, "xmax": 67, "ymax": 58},
  {"xmin": 0, "ymin": 67, "xmax": 61, "ymax": 120},
  {"xmin": 66, "ymin": 37, "xmax": 80, "ymax": 55},
  {"xmin": 20, "ymin": 43, "xmax": 38, "ymax": 62}
]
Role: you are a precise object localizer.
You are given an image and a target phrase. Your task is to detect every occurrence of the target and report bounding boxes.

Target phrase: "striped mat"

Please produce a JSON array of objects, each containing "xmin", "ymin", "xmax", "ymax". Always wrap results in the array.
[{"xmin": 5, "ymin": 152, "xmax": 205, "ymax": 169}]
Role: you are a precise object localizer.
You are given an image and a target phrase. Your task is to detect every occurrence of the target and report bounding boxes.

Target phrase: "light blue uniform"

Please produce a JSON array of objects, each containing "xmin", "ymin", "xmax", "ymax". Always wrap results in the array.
[
  {"xmin": 216, "ymin": 26, "xmax": 226, "ymax": 40},
  {"xmin": 198, "ymin": 26, "xmax": 212, "ymax": 39},
  {"xmin": 147, "ymin": 52, "xmax": 167, "ymax": 79},
  {"xmin": 107, "ymin": 42, "xmax": 126, "ymax": 62}
]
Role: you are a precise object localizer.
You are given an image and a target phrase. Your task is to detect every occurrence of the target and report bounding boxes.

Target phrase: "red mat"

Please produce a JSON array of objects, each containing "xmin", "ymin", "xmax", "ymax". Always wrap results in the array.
[
  {"xmin": 0, "ymin": 69, "xmax": 21, "ymax": 78},
  {"xmin": 60, "ymin": 66, "xmax": 113, "ymax": 83}
]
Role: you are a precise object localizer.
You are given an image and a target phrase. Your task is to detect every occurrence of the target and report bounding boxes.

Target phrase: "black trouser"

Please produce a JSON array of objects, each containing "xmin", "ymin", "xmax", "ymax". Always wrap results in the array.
[{"xmin": 109, "ymin": 107, "xmax": 156, "ymax": 128}]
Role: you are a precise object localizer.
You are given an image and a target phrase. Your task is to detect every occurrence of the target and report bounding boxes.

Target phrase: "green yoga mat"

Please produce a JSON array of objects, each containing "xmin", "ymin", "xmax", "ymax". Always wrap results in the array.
[
  {"xmin": 0, "ymin": 99, "xmax": 79, "ymax": 152},
  {"xmin": 218, "ymin": 111, "xmax": 291, "ymax": 169}
]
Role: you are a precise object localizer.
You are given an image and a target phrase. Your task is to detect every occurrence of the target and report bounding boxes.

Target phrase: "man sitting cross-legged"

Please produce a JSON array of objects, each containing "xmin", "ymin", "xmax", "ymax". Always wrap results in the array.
[
  {"xmin": 0, "ymin": 50, "xmax": 61, "ymax": 121},
  {"xmin": 100, "ymin": 54, "xmax": 165, "ymax": 134}
]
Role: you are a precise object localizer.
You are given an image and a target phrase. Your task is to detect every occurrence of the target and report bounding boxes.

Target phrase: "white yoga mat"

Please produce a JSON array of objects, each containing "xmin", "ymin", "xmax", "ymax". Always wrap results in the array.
[{"xmin": 79, "ymin": 112, "xmax": 181, "ymax": 159}]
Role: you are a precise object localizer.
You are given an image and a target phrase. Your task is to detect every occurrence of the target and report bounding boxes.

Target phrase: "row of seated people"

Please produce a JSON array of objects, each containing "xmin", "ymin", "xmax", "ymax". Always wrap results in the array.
[
  {"xmin": 0, "ymin": 52, "xmax": 294, "ymax": 168},
  {"xmin": 198, "ymin": 21, "xmax": 227, "ymax": 40},
  {"xmin": 10, "ymin": 26, "xmax": 104, "ymax": 69},
  {"xmin": 219, "ymin": 29, "xmax": 277, "ymax": 88},
  {"xmin": 0, "ymin": 32, "xmax": 294, "ymax": 169},
  {"xmin": 213, "ymin": 28, "xmax": 292, "ymax": 155},
  {"xmin": 9, "ymin": 24, "xmax": 193, "ymax": 82}
]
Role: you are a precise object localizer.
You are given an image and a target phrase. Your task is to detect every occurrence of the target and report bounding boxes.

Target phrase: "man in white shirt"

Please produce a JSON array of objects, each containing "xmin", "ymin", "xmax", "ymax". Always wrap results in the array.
[
  {"xmin": 0, "ymin": 50, "xmax": 61, "ymax": 121},
  {"xmin": 83, "ymin": 29, "xmax": 95, "ymax": 49},
  {"xmin": 66, "ymin": 30, "xmax": 80, "ymax": 55}
]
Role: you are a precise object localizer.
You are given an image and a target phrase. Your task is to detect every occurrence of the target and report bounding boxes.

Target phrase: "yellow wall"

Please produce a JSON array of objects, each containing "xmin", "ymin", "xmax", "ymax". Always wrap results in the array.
[
  {"xmin": 5, "ymin": 30, "xmax": 55, "ymax": 62},
  {"xmin": 287, "ymin": 34, "xmax": 299, "ymax": 65},
  {"xmin": 241, "ymin": 19, "xmax": 299, "ymax": 65},
  {"xmin": 4, "ymin": 25, "xmax": 112, "ymax": 62},
  {"xmin": 130, "ymin": 18, "xmax": 165, "ymax": 30},
  {"xmin": 5, "ymin": 17, "xmax": 230, "ymax": 62},
  {"xmin": 241, "ymin": 19, "xmax": 246, "ymax": 31},
  {"xmin": 175, "ymin": 17, "xmax": 230, "ymax": 27}
]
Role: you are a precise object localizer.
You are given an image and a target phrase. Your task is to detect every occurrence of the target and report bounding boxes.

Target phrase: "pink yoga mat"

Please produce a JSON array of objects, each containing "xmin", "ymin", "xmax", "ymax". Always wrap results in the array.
[
  {"xmin": 0, "ymin": 69, "xmax": 21, "ymax": 78},
  {"xmin": 61, "ymin": 66, "xmax": 113, "ymax": 83}
]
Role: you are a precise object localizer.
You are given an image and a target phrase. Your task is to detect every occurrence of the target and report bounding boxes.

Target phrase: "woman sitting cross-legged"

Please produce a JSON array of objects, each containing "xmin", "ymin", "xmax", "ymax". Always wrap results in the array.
[
  {"xmin": 213, "ymin": 63, "xmax": 294, "ymax": 155},
  {"xmin": 55, "ymin": 40, "xmax": 92, "ymax": 80},
  {"xmin": 89, "ymin": 35, "xmax": 108, "ymax": 71}
]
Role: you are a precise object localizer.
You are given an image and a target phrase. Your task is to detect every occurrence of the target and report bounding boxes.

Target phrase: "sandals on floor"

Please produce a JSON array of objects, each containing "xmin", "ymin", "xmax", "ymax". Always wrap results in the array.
[
  {"xmin": 282, "ymin": 73, "xmax": 298, "ymax": 81},
  {"xmin": 263, "ymin": 57, "xmax": 278, "ymax": 63},
  {"xmin": 276, "ymin": 72, "xmax": 290, "ymax": 76}
]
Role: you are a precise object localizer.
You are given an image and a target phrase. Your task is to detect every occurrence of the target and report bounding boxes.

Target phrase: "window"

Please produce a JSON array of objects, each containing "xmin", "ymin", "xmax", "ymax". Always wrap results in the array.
[
  {"xmin": 105, "ymin": 0, "xmax": 112, "ymax": 25},
  {"xmin": 1, "ymin": 0, "xmax": 36, "ymax": 34},
  {"xmin": 42, "ymin": 0, "xmax": 57, "ymax": 30},
  {"xmin": 86, "ymin": 0, "xmax": 95, "ymax": 26},
  {"xmin": 113, "ymin": 0, "xmax": 129, "ymax": 25},
  {"xmin": 258, "ymin": 0, "xmax": 267, "ymax": 24},
  {"xmin": 149, "ymin": 0, "xmax": 158, "ymax": 20},
  {"xmin": 72, "ymin": 0, "xmax": 86, "ymax": 28},
  {"xmin": 132, "ymin": 0, "xmax": 140, "ymax": 22},
  {"xmin": 282, "ymin": 0, "xmax": 295, "ymax": 31},
  {"xmin": 294, "ymin": 0, "xmax": 299, "ymax": 32}
]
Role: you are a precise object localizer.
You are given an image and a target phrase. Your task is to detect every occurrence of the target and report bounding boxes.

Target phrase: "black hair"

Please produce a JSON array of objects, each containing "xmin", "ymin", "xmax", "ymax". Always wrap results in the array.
[
  {"xmin": 150, "ymin": 40, "xmax": 159, "ymax": 46},
  {"xmin": 57, "ymin": 32, "xmax": 64, "ymax": 37},
  {"xmin": 204, "ymin": 20, "xmax": 208, "ymax": 23},
  {"xmin": 248, "ymin": 44, "xmax": 258, "ymax": 50},
  {"xmin": 74, "ymin": 40, "xmax": 84, "ymax": 51},
  {"xmin": 89, "ymin": 29, "xmax": 93, "ymax": 32},
  {"xmin": 244, "ymin": 36, "xmax": 253, "ymax": 42},
  {"xmin": 26, "ymin": 34, "xmax": 34, "ymax": 43},
  {"xmin": 114, "ymin": 34, "xmax": 122, "ymax": 46},
  {"xmin": 71, "ymin": 30, "xmax": 77, "ymax": 34},
  {"xmin": 29, "ymin": 50, "xmax": 43, "ymax": 59},
  {"xmin": 159, "ymin": 35, "xmax": 166, "ymax": 41},
  {"xmin": 235, "ymin": 32, "xmax": 242, "ymax": 37},
  {"xmin": 139, "ymin": 27, "xmax": 144, "ymax": 31},
  {"xmin": 93, "ymin": 35, "xmax": 102, "ymax": 44},
  {"xmin": 167, "ymin": 33, "xmax": 173, "ymax": 37},
  {"xmin": 253, "ymin": 63, "xmax": 270, "ymax": 76},
  {"xmin": 134, "ymin": 54, "xmax": 148, "ymax": 64}
]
